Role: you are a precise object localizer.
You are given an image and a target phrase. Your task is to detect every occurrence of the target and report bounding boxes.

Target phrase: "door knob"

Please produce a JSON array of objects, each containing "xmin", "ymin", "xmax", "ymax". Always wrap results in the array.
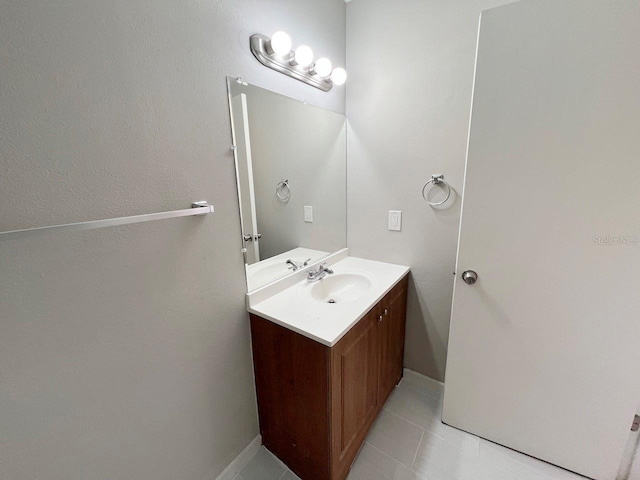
[
  {"xmin": 254, "ymin": 233, "xmax": 262, "ymax": 241},
  {"xmin": 462, "ymin": 270, "xmax": 478, "ymax": 285},
  {"xmin": 243, "ymin": 234, "xmax": 253, "ymax": 242}
]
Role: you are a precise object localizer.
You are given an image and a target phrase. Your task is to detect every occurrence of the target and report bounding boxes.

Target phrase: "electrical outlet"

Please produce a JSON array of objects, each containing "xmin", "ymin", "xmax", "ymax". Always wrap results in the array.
[
  {"xmin": 388, "ymin": 210, "xmax": 402, "ymax": 231},
  {"xmin": 304, "ymin": 206, "xmax": 313, "ymax": 223}
]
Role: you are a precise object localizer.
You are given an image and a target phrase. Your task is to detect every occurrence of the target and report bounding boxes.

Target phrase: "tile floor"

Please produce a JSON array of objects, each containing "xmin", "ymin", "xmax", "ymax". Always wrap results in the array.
[{"xmin": 234, "ymin": 373, "xmax": 586, "ymax": 480}]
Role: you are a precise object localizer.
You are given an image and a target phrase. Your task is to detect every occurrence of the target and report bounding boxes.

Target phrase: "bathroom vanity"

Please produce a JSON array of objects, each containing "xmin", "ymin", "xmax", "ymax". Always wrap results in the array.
[
  {"xmin": 247, "ymin": 255, "xmax": 409, "ymax": 480},
  {"xmin": 229, "ymin": 78, "xmax": 409, "ymax": 478}
]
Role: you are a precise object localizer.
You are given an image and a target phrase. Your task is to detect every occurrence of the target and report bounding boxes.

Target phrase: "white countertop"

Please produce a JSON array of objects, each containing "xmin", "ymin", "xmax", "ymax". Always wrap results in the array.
[{"xmin": 247, "ymin": 256, "xmax": 410, "ymax": 346}]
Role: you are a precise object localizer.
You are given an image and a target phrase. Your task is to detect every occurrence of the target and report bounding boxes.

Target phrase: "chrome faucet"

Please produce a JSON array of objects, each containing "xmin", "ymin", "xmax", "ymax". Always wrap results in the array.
[
  {"xmin": 286, "ymin": 258, "xmax": 311, "ymax": 271},
  {"xmin": 307, "ymin": 262, "xmax": 334, "ymax": 283}
]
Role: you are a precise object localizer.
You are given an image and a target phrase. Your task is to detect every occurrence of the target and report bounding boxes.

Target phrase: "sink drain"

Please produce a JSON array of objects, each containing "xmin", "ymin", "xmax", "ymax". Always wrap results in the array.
[{"xmin": 327, "ymin": 299, "xmax": 336, "ymax": 304}]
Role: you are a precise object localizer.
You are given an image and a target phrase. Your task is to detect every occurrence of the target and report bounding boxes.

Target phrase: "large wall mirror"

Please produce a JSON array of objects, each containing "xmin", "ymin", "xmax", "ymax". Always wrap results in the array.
[{"xmin": 227, "ymin": 78, "xmax": 347, "ymax": 292}]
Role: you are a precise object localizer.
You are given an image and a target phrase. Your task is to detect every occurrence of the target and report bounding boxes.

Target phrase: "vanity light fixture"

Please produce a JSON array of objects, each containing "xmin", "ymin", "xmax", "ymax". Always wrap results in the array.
[
  {"xmin": 331, "ymin": 68, "xmax": 347, "ymax": 86},
  {"xmin": 250, "ymin": 32, "xmax": 346, "ymax": 92},
  {"xmin": 268, "ymin": 31, "xmax": 292, "ymax": 56},
  {"xmin": 293, "ymin": 45, "xmax": 314, "ymax": 68},
  {"xmin": 312, "ymin": 58, "xmax": 332, "ymax": 78}
]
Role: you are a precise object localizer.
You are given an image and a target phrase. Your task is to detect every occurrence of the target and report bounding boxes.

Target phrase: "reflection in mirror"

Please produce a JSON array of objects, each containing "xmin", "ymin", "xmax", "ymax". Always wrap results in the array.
[{"xmin": 227, "ymin": 78, "xmax": 347, "ymax": 292}]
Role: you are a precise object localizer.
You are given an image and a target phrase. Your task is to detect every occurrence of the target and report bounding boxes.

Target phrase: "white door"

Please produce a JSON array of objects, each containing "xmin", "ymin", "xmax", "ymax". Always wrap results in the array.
[
  {"xmin": 443, "ymin": 2, "xmax": 640, "ymax": 480},
  {"xmin": 230, "ymin": 92, "xmax": 260, "ymax": 264}
]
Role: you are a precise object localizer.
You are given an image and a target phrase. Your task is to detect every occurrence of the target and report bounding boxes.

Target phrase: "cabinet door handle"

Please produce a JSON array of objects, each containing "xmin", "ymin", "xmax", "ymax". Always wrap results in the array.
[
  {"xmin": 384, "ymin": 308, "xmax": 388, "ymax": 316},
  {"xmin": 378, "ymin": 315, "xmax": 383, "ymax": 322}
]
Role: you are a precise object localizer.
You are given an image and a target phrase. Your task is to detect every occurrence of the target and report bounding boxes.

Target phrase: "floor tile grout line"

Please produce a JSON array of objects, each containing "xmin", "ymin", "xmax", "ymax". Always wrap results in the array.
[
  {"xmin": 382, "ymin": 407, "xmax": 431, "ymax": 431},
  {"xmin": 362, "ymin": 441, "xmax": 430, "ymax": 480},
  {"xmin": 363, "ymin": 440, "xmax": 412, "ymax": 468},
  {"xmin": 401, "ymin": 377, "xmax": 443, "ymax": 392},
  {"xmin": 399, "ymin": 380, "xmax": 445, "ymax": 399},
  {"xmin": 411, "ymin": 429, "xmax": 425, "ymax": 470},
  {"xmin": 381, "ymin": 407, "xmax": 480, "ymax": 457},
  {"xmin": 394, "ymin": 382, "xmax": 445, "ymax": 407}
]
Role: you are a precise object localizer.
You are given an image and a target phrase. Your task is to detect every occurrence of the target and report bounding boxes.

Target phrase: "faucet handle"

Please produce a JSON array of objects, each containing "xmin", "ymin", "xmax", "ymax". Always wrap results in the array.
[
  {"xmin": 303, "ymin": 258, "xmax": 312, "ymax": 266},
  {"xmin": 319, "ymin": 262, "xmax": 333, "ymax": 274}
]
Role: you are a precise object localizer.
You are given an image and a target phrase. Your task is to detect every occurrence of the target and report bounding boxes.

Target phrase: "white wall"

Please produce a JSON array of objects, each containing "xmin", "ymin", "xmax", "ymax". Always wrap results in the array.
[
  {"xmin": 346, "ymin": 0, "xmax": 513, "ymax": 381},
  {"xmin": 0, "ymin": 1, "xmax": 345, "ymax": 479}
]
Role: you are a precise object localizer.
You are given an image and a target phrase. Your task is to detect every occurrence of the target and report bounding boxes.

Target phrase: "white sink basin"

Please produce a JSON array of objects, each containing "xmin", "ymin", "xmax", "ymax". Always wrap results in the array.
[
  {"xmin": 247, "ymin": 254, "xmax": 410, "ymax": 346},
  {"xmin": 306, "ymin": 273, "xmax": 372, "ymax": 304}
]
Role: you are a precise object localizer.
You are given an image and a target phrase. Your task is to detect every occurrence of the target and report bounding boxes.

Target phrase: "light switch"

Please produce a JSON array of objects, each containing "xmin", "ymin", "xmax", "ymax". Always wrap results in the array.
[
  {"xmin": 388, "ymin": 210, "xmax": 402, "ymax": 231},
  {"xmin": 304, "ymin": 206, "xmax": 313, "ymax": 223}
]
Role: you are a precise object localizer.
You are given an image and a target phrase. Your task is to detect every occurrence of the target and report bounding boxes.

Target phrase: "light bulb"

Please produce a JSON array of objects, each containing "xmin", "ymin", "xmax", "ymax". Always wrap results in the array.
[
  {"xmin": 269, "ymin": 31, "xmax": 292, "ymax": 56},
  {"xmin": 314, "ymin": 58, "xmax": 332, "ymax": 77},
  {"xmin": 294, "ymin": 45, "xmax": 314, "ymax": 68},
  {"xmin": 331, "ymin": 68, "xmax": 347, "ymax": 85}
]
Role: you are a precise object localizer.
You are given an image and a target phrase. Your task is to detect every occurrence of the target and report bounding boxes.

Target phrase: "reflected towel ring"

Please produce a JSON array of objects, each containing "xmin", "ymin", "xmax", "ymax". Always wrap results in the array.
[
  {"xmin": 422, "ymin": 174, "xmax": 451, "ymax": 207},
  {"xmin": 276, "ymin": 179, "xmax": 291, "ymax": 202}
]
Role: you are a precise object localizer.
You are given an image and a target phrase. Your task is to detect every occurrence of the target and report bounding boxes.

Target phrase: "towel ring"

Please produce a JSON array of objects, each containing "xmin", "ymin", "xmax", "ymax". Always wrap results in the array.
[
  {"xmin": 422, "ymin": 174, "xmax": 451, "ymax": 207},
  {"xmin": 276, "ymin": 179, "xmax": 291, "ymax": 202}
]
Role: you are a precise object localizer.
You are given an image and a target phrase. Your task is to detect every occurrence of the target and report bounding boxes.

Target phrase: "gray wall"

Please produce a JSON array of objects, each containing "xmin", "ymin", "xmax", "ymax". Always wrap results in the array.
[
  {"xmin": 346, "ymin": 0, "xmax": 513, "ymax": 381},
  {"xmin": 0, "ymin": 1, "xmax": 345, "ymax": 479},
  {"xmin": 241, "ymin": 85, "xmax": 346, "ymax": 260}
]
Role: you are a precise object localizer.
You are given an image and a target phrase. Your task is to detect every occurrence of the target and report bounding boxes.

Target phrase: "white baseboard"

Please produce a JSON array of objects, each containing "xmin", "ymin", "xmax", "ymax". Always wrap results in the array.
[
  {"xmin": 215, "ymin": 435, "xmax": 262, "ymax": 480},
  {"xmin": 403, "ymin": 368, "xmax": 445, "ymax": 394}
]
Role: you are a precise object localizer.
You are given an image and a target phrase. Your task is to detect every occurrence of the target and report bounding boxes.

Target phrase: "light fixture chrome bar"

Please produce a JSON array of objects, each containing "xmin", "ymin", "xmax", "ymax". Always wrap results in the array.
[
  {"xmin": 0, "ymin": 201, "xmax": 215, "ymax": 241},
  {"xmin": 250, "ymin": 34, "xmax": 333, "ymax": 92}
]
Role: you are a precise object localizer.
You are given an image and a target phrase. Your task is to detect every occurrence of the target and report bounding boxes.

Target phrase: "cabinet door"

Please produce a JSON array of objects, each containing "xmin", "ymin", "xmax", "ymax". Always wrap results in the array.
[
  {"xmin": 331, "ymin": 308, "xmax": 380, "ymax": 479},
  {"xmin": 378, "ymin": 278, "xmax": 408, "ymax": 405}
]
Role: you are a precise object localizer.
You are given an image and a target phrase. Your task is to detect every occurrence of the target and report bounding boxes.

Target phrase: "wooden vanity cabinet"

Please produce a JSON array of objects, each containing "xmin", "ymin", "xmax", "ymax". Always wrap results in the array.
[
  {"xmin": 250, "ymin": 275, "xmax": 409, "ymax": 480},
  {"xmin": 376, "ymin": 277, "xmax": 410, "ymax": 405}
]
